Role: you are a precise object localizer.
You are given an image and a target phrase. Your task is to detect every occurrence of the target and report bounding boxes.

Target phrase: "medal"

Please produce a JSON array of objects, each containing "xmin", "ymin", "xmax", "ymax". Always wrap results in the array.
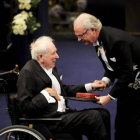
[{"xmin": 97, "ymin": 47, "xmax": 100, "ymax": 57}]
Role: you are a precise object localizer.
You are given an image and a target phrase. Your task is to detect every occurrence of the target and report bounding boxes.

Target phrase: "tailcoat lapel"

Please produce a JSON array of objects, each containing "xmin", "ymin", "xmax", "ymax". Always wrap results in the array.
[
  {"xmin": 97, "ymin": 27, "xmax": 117, "ymax": 70},
  {"xmin": 31, "ymin": 60, "xmax": 67, "ymax": 97},
  {"xmin": 32, "ymin": 60, "xmax": 52, "ymax": 87}
]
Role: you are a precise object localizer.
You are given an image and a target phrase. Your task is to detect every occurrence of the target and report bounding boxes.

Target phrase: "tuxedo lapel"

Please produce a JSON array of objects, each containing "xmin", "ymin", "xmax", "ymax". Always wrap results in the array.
[
  {"xmin": 32, "ymin": 60, "xmax": 67, "ymax": 97},
  {"xmin": 95, "ymin": 43, "xmax": 115, "ymax": 71},
  {"xmin": 97, "ymin": 27, "xmax": 116, "ymax": 70},
  {"xmin": 32, "ymin": 60, "xmax": 52, "ymax": 87}
]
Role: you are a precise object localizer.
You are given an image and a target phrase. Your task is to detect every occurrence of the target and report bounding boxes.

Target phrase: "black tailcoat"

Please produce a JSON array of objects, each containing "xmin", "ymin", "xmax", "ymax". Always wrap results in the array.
[
  {"xmin": 96, "ymin": 26, "xmax": 140, "ymax": 139},
  {"xmin": 97, "ymin": 26, "xmax": 140, "ymax": 98},
  {"xmin": 17, "ymin": 60, "xmax": 86, "ymax": 117}
]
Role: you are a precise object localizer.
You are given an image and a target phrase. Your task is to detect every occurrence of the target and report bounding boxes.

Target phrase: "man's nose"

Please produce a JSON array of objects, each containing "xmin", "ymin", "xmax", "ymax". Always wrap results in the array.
[
  {"xmin": 78, "ymin": 37, "xmax": 82, "ymax": 41},
  {"xmin": 56, "ymin": 53, "xmax": 59, "ymax": 59}
]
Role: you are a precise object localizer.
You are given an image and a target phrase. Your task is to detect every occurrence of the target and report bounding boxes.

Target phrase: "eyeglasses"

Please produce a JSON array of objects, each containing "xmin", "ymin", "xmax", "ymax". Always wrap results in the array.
[{"xmin": 77, "ymin": 29, "xmax": 89, "ymax": 39}]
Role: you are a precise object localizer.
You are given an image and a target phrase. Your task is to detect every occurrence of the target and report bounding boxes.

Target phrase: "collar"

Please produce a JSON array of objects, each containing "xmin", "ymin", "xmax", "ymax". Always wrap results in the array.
[
  {"xmin": 93, "ymin": 40, "xmax": 100, "ymax": 47},
  {"xmin": 42, "ymin": 66, "xmax": 53, "ymax": 75}
]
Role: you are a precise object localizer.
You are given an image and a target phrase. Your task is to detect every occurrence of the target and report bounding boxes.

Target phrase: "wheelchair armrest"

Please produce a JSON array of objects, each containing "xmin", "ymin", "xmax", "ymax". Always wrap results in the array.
[{"xmin": 19, "ymin": 117, "xmax": 62, "ymax": 121}]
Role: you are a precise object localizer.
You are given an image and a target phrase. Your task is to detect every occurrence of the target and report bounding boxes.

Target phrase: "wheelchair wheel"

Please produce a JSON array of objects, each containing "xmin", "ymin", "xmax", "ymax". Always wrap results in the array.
[{"xmin": 0, "ymin": 125, "xmax": 46, "ymax": 140}]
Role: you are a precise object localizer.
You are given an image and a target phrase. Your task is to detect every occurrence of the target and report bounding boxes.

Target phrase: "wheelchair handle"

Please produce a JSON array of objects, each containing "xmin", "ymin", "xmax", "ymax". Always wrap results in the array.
[
  {"xmin": 0, "ymin": 64, "xmax": 19, "ymax": 76},
  {"xmin": 0, "ymin": 70, "xmax": 13, "ymax": 76}
]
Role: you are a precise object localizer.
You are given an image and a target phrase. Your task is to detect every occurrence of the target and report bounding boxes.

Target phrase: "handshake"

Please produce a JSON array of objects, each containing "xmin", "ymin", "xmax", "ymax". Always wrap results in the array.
[{"xmin": 91, "ymin": 80, "xmax": 108, "ymax": 91}]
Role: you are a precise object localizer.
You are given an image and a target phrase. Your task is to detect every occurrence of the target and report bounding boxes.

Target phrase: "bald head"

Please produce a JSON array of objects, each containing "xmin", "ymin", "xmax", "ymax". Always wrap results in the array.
[{"xmin": 74, "ymin": 13, "xmax": 102, "ymax": 31}]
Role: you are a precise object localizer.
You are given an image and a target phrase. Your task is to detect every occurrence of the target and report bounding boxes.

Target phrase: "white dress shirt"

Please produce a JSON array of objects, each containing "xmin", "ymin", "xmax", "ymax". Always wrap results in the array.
[
  {"xmin": 40, "ymin": 67, "xmax": 93, "ymax": 112},
  {"xmin": 93, "ymin": 41, "xmax": 113, "ymax": 87},
  {"xmin": 93, "ymin": 41, "xmax": 117, "ymax": 100},
  {"xmin": 93, "ymin": 41, "xmax": 114, "ymax": 72}
]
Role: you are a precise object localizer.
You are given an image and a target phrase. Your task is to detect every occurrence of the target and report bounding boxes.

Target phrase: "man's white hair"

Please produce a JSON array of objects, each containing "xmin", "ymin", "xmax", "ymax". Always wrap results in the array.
[
  {"xmin": 30, "ymin": 36, "xmax": 54, "ymax": 60},
  {"xmin": 74, "ymin": 13, "xmax": 102, "ymax": 30}
]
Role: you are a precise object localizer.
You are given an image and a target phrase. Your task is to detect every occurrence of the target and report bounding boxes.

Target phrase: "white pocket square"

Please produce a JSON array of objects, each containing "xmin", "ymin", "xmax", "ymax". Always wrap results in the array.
[
  {"xmin": 110, "ymin": 57, "xmax": 116, "ymax": 62},
  {"xmin": 60, "ymin": 75, "xmax": 63, "ymax": 80},
  {"xmin": 133, "ymin": 65, "xmax": 138, "ymax": 71}
]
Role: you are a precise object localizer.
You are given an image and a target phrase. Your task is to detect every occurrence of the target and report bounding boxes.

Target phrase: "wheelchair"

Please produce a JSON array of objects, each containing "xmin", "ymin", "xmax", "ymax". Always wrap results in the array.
[{"xmin": 0, "ymin": 65, "xmax": 74, "ymax": 140}]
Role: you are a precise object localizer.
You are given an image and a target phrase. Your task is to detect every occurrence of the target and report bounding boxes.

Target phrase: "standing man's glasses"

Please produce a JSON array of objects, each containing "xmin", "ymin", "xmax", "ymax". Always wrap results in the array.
[{"xmin": 77, "ymin": 29, "xmax": 89, "ymax": 39}]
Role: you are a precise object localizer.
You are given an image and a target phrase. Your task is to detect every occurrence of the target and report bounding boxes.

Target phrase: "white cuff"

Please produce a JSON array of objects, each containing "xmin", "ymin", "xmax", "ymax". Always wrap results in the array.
[
  {"xmin": 41, "ymin": 89, "xmax": 56, "ymax": 103},
  {"xmin": 108, "ymin": 94, "xmax": 117, "ymax": 101},
  {"xmin": 85, "ymin": 83, "xmax": 93, "ymax": 92},
  {"xmin": 102, "ymin": 77, "xmax": 112, "ymax": 87},
  {"xmin": 57, "ymin": 96, "xmax": 66, "ymax": 112}
]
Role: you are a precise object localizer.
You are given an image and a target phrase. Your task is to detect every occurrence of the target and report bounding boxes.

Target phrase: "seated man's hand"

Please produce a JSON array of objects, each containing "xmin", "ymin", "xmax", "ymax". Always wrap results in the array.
[
  {"xmin": 92, "ymin": 80, "xmax": 107, "ymax": 91},
  {"xmin": 45, "ymin": 88, "xmax": 61, "ymax": 101}
]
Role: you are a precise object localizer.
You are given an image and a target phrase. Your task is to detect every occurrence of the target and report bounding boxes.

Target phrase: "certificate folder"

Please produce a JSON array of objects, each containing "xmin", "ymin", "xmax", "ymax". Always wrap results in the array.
[
  {"xmin": 76, "ymin": 92, "xmax": 100, "ymax": 99},
  {"xmin": 64, "ymin": 93, "xmax": 100, "ymax": 102}
]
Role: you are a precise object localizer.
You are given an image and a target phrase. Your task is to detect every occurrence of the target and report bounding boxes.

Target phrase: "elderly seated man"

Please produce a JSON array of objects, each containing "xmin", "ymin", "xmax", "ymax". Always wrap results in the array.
[{"xmin": 17, "ymin": 36, "xmax": 110, "ymax": 140}]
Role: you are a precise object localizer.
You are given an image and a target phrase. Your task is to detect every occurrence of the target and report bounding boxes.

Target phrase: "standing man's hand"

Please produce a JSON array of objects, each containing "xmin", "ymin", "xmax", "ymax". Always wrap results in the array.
[
  {"xmin": 94, "ymin": 80, "xmax": 108, "ymax": 91},
  {"xmin": 91, "ymin": 80, "xmax": 106, "ymax": 91},
  {"xmin": 45, "ymin": 88, "xmax": 61, "ymax": 101},
  {"xmin": 95, "ymin": 95, "xmax": 111, "ymax": 106}
]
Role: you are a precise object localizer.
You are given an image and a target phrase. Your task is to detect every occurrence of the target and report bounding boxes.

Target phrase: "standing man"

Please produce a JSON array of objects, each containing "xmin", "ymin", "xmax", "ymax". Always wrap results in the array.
[
  {"xmin": 73, "ymin": 13, "xmax": 140, "ymax": 140},
  {"xmin": 17, "ymin": 36, "xmax": 110, "ymax": 140}
]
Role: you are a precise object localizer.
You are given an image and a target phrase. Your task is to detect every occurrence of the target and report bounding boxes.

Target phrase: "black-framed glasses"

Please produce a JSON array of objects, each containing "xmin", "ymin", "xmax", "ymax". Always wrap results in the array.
[{"xmin": 77, "ymin": 29, "xmax": 89, "ymax": 39}]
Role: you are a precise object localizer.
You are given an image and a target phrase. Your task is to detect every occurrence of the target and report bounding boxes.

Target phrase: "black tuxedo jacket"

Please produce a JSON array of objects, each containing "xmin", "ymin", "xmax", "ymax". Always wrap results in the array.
[
  {"xmin": 17, "ymin": 60, "xmax": 87, "ymax": 117},
  {"xmin": 96, "ymin": 26, "xmax": 140, "ymax": 98}
]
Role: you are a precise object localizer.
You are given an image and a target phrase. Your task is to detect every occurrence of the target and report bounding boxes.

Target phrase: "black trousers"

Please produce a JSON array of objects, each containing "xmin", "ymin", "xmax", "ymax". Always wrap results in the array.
[
  {"xmin": 47, "ymin": 108, "xmax": 110, "ymax": 140},
  {"xmin": 115, "ymin": 88, "xmax": 140, "ymax": 140}
]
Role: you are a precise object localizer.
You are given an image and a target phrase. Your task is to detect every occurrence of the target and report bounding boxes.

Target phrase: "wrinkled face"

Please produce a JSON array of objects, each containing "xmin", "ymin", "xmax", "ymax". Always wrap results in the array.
[
  {"xmin": 74, "ymin": 25, "xmax": 98, "ymax": 45},
  {"xmin": 39, "ymin": 42, "xmax": 59, "ymax": 69}
]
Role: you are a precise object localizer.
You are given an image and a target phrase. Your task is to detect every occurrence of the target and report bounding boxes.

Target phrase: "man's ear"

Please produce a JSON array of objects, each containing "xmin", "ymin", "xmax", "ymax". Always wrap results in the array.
[
  {"xmin": 91, "ymin": 28, "xmax": 97, "ymax": 34},
  {"xmin": 38, "ymin": 54, "xmax": 43, "ymax": 62},
  {"xmin": 38, "ymin": 54, "xmax": 41, "ymax": 59},
  {"xmin": 91, "ymin": 28, "xmax": 96, "ymax": 31}
]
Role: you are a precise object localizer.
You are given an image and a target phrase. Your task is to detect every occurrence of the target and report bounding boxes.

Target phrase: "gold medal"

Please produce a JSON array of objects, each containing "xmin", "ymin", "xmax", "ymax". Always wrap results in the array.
[{"xmin": 97, "ymin": 47, "xmax": 100, "ymax": 57}]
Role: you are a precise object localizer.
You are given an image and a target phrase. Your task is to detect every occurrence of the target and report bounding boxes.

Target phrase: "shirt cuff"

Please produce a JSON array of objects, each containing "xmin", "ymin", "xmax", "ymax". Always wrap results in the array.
[
  {"xmin": 108, "ymin": 94, "xmax": 117, "ymax": 100},
  {"xmin": 85, "ymin": 83, "xmax": 93, "ymax": 92},
  {"xmin": 41, "ymin": 89, "xmax": 56, "ymax": 103},
  {"xmin": 102, "ymin": 77, "xmax": 112, "ymax": 87}
]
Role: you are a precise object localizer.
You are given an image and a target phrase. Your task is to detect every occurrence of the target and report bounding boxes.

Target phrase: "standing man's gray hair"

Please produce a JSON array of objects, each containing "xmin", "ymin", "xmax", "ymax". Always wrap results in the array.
[
  {"xmin": 74, "ymin": 13, "xmax": 102, "ymax": 30},
  {"xmin": 30, "ymin": 36, "xmax": 54, "ymax": 60}
]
